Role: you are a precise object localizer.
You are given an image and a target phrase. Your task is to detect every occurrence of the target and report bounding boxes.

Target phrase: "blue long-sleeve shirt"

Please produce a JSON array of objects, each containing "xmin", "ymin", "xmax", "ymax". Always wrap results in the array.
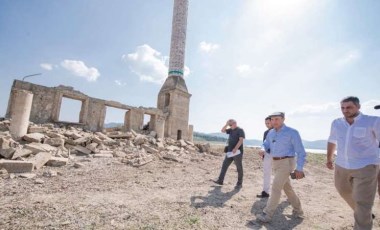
[{"xmin": 262, "ymin": 125, "xmax": 307, "ymax": 171}]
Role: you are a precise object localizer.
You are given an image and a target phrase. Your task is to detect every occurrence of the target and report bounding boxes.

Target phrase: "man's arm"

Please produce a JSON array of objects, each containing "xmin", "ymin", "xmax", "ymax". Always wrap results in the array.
[
  {"xmin": 326, "ymin": 142, "xmax": 336, "ymax": 170},
  {"xmin": 221, "ymin": 120, "xmax": 230, "ymax": 133},
  {"xmin": 233, "ymin": 137, "xmax": 244, "ymax": 153},
  {"xmin": 326, "ymin": 121, "xmax": 337, "ymax": 170},
  {"xmin": 374, "ymin": 117, "xmax": 380, "ymax": 143},
  {"xmin": 233, "ymin": 129, "xmax": 245, "ymax": 153},
  {"xmin": 258, "ymin": 138, "xmax": 269, "ymax": 157},
  {"xmin": 292, "ymin": 131, "xmax": 307, "ymax": 176}
]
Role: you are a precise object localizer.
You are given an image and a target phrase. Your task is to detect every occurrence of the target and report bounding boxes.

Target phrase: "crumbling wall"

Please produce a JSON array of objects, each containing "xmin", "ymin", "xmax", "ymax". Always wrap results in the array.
[
  {"xmin": 6, "ymin": 80, "xmax": 166, "ymax": 134},
  {"xmin": 6, "ymin": 81, "xmax": 57, "ymax": 123}
]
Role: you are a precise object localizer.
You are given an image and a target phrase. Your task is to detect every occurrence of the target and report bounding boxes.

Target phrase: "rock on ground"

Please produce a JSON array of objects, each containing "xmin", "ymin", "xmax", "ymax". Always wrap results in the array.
[{"xmin": 0, "ymin": 160, "xmax": 34, "ymax": 173}]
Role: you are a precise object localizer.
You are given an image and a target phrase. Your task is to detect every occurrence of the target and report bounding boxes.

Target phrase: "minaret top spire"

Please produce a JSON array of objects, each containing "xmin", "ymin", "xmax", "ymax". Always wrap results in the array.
[{"xmin": 160, "ymin": 0, "xmax": 189, "ymax": 93}]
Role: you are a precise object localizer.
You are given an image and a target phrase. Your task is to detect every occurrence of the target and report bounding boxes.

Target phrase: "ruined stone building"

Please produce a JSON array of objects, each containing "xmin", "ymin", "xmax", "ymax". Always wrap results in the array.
[{"xmin": 5, "ymin": 0, "xmax": 193, "ymax": 141}]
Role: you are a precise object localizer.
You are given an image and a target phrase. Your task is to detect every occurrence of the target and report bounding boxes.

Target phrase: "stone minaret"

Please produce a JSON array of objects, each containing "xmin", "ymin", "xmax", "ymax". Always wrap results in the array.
[{"xmin": 157, "ymin": 0, "xmax": 192, "ymax": 141}]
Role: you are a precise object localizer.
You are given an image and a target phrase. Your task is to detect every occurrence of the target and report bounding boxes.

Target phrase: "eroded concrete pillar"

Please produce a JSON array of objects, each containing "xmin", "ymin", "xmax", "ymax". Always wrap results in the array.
[
  {"xmin": 125, "ymin": 109, "xmax": 144, "ymax": 132},
  {"xmin": 188, "ymin": 124, "xmax": 193, "ymax": 142},
  {"xmin": 9, "ymin": 89, "xmax": 33, "ymax": 139},
  {"xmin": 154, "ymin": 115, "xmax": 166, "ymax": 139}
]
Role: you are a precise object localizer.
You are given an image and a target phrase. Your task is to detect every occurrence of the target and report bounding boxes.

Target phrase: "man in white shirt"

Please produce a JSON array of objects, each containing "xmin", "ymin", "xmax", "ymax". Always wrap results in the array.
[
  {"xmin": 327, "ymin": 96, "xmax": 380, "ymax": 230},
  {"xmin": 256, "ymin": 116, "xmax": 273, "ymax": 198}
]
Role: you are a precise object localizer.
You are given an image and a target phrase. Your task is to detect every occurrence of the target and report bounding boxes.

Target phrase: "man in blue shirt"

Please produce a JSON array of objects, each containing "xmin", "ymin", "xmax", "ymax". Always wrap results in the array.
[
  {"xmin": 327, "ymin": 97, "xmax": 380, "ymax": 229},
  {"xmin": 256, "ymin": 112, "xmax": 307, "ymax": 223}
]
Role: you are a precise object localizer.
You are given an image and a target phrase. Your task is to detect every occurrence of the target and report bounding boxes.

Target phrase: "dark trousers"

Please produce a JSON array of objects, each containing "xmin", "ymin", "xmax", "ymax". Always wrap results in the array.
[{"xmin": 218, "ymin": 153, "xmax": 243, "ymax": 185}]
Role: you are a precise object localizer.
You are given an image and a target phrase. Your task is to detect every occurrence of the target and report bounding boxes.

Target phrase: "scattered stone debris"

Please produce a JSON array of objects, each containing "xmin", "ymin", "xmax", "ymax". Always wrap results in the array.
[
  {"xmin": 18, "ymin": 173, "xmax": 36, "ymax": 179},
  {"xmin": 46, "ymin": 157, "xmax": 68, "ymax": 167},
  {"xmin": 30, "ymin": 152, "xmax": 52, "ymax": 170},
  {"xmin": 73, "ymin": 162, "xmax": 84, "ymax": 169},
  {"xmin": 34, "ymin": 178, "xmax": 44, "ymax": 184},
  {"xmin": 43, "ymin": 170, "xmax": 57, "ymax": 177},
  {"xmin": 0, "ymin": 168, "xmax": 9, "ymax": 179},
  {"xmin": 0, "ymin": 119, "xmax": 211, "ymax": 177},
  {"xmin": 0, "ymin": 160, "xmax": 34, "ymax": 173}
]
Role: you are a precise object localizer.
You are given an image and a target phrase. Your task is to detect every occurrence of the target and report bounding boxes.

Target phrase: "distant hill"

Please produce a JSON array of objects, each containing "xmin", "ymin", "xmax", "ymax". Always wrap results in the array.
[
  {"xmin": 104, "ymin": 122, "xmax": 123, "ymax": 128},
  {"xmin": 301, "ymin": 140, "xmax": 327, "ymax": 150},
  {"xmin": 193, "ymin": 132, "xmax": 228, "ymax": 143},
  {"xmin": 104, "ymin": 125, "xmax": 327, "ymax": 150},
  {"xmin": 194, "ymin": 132, "xmax": 327, "ymax": 150}
]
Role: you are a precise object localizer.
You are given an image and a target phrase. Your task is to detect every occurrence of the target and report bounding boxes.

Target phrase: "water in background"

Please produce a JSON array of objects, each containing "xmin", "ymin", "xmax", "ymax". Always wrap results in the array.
[
  {"xmin": 247, "ymin": 145, "xmax": 327, "ymax": 154},
  {"xmin": 305, "ymin": 149, "xmax": 327, "ymax": 154}
]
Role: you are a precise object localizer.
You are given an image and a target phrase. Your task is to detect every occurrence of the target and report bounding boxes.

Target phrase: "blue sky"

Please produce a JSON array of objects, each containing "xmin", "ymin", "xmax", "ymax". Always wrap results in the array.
[{"xmin": 1, "ymin": 0, "xmax": 379, "ymax": 141}]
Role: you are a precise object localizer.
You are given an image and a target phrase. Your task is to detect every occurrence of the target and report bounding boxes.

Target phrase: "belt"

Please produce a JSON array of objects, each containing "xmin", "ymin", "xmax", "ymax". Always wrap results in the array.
[{"xmin": 272, "ymin": 156, "xmax": 294, "ymax": 161}]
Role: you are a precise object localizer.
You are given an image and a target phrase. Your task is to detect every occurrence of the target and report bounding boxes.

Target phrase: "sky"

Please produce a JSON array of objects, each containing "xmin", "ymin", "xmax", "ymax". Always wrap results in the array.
[{"xmin": 0, "ymin": 0, "xmax": 379, "ymax": 141}]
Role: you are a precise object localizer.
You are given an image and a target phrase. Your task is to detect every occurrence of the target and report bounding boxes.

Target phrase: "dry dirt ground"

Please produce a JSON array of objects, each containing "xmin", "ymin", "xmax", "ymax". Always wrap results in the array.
[{"xmin": 1, "ymin": 147, "xmax": 379, "ymax": 230}]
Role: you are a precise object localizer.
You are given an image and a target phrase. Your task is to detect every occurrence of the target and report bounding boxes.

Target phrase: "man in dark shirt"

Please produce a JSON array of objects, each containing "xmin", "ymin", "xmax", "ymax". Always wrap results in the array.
[{"xmin": 214, "ymin": 119, "xmax": 245, "ymax": 189}]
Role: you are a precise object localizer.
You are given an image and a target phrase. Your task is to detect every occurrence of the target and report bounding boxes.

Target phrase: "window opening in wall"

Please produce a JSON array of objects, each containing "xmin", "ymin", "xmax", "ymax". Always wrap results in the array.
[
  {"xmin": 104, "ymin": 106, "xmax": 128, "ymax": 130},
  {"xmin": 164, "ymin": 93, "xmax": 170, "ymax": 107},
  {"xmin": 58, "ymin": 97, "xmax": 82, "ymax": 123},
  {"xmin": 142, "ymin": 114, "xmax": 152, "ymax": 131}
]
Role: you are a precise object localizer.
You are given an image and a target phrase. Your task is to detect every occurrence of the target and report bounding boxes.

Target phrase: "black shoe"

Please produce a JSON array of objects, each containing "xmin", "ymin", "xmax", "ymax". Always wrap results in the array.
[
  {"xmin": 256, "ymin": 191, "xmax": 270, "ymax": 198},
  {"xmin": 212, "ymin": 179, "xmax": 223, "ymax": 186},
  {"xmin": 372, "ymin": 214, "xmax": 375, "ymax": 219},
  {"xmin": 234, "ymin": 184, "xmax": 242, "ymax": 190}
]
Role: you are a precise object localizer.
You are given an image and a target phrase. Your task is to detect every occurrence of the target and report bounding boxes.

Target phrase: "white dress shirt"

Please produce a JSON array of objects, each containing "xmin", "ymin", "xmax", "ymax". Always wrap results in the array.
[{"xmin": 328, "ymin": 113, "xmax": 380, "ymax": 169}]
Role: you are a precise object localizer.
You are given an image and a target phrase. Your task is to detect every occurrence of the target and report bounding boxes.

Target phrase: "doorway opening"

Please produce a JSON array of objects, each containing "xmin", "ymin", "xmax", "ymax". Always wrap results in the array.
[{"xmin": 177, "ymin": 130, "xmax": 182, "ymax": 140}]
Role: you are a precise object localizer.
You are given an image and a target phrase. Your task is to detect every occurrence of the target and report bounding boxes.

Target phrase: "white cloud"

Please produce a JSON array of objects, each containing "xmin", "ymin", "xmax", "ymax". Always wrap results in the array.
[
  {"xmin": 255, "ymin": 0, "xmax": 317, "ymax": 24},
  {"xmin": 289, "ymin": 99, "xmax": 380, "ymax": 117},
  {"xmin": 123, "ymin": 44, "xmax": 168, "ymax": 84},
  {"xmin": 289, "ymin": 102, "xmax": 339, "ymax": 116},
  {"xmin": 60, "ymin": 60, "xmax": 100, "ymax": 82},
  {"xmin": 336, "ymin": 49, "xmax": 361, "ymax": 66},
  {"xmin": 183, "ymin": 66, "xmax": 190, "ymax": 78},
  {"xmin": 361, "ymin": 99, "xmax": 380, "ymax": 115},
  {"xmin": 199, "ymin": 41, "xmax": 220, "ymax": 53},
  {"xmin": 123, "ymin": 44, "xmax": 190, "ymax": 84},
  {"xmin": 237, "ymin": 62, "xmax": 269, "ymax": 78},
  {"xmin": 236, "ymin": 64, "xmax": 252, "ymax": 77},
  {"xmin": 40, "ymin": 63, "xmax": 53, "ymax": 71},
  {"xmin": 114, "ymin": 80, "xmax": 126, "ymax": 87},
  {"xmin": 236, "ymin": 64, "xmax": 251, "ymax": 73}
]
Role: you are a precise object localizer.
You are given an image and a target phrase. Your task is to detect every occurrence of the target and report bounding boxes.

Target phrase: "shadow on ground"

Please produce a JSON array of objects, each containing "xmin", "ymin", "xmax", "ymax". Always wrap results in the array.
[
  {"xmin": 190, "ymin": 185, "xmax": 240, "ymax": 208},
  {"xmin": 246, "ymin": 199, "xmax": 303, "ymax": 229}
]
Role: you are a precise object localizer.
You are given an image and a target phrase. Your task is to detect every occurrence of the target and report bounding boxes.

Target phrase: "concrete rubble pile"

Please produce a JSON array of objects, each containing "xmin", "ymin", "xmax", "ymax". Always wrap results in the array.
[{"xmin": 0, "ymin": 119, "xmax": 211, "ymax": 178}]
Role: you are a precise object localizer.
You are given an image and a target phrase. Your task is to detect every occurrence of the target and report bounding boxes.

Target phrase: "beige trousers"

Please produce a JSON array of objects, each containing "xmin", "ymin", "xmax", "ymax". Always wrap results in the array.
[
  {"xmin": 335, "ymin": 164, "xmax": 379, "ymax": 230},
  {"xmin": 263, "ymin": 158, "xmax": 302, "ymax": 217}
]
